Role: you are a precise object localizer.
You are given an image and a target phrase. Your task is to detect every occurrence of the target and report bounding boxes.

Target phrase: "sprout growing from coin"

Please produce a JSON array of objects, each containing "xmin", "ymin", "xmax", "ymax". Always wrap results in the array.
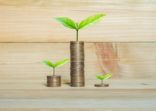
[
  {"xmin": 55, "ymin": 13, "xmax": 106, "ymax": 41},
  {"xmin": 95, "ymin": 74, "xmax": 112, "ymax": 87},
  {"xmin": 43, "ymin": 59, "xmax": 69, "ymax": 76}
]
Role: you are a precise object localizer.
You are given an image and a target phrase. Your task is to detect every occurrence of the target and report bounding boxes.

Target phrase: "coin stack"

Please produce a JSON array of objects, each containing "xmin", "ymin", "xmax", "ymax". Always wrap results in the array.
[
  {"xmin": 47, "ymin": 75, "xmax": 61, "ymax": 87},
  {"xmin": 70, "ymin": 41, "xmax": 85, "ymax": 87}
]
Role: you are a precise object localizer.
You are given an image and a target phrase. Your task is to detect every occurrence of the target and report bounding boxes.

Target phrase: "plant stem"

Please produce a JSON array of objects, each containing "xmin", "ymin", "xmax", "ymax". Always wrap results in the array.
[
  {"xmin": 101, "ymin": 80, "xmax": 104, "ymax": 85},
  {"xmin": 76, "ymin": 30, "xmax": 78, "ymax": 42},
  {"xmin": 53, "ymin": 68, "xmax": 55, "ymax": 76}
]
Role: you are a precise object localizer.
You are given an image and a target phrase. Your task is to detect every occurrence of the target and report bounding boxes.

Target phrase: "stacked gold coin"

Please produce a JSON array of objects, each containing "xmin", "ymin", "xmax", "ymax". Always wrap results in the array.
[
  {"xmin": 70, "ymin": 41, "xmax": 85, "ymax": 87},
  {"xmin": 47, "ymin": 75, "xmax": 61, "ymax": 87}
]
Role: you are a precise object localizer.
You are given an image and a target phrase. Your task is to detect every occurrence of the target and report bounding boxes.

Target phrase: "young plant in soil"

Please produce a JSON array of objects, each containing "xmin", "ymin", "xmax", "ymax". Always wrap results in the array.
[
  {"xmin": 43, "ymin": 58, "xmax": 69, "ymax": 87},
  {"xmin": 95, "ymin": 74, "xmax": 112, "ymax": 87}
]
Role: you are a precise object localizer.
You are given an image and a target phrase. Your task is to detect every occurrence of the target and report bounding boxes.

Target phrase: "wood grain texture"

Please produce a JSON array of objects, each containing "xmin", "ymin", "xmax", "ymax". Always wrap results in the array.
[
  {"xmin": 0, "ymin": 0, "xmax": 156, "ymax": 42},
  {"xmin": 0, "ymin": 42, "xmax": 156, "ymax": 89},
  {"xmin": 94, "ymin": 43, "xmax": 118, "ymax": 76},
  {"xmin": 0, "ymin": 42, "xmax": 156, "ymax": 110},
  {"xmin": 0, "ymin": 109, "xmax": 155, "ymax": 111},
  {"xmin": 0, "ymin": 89, "xmax": 155, "ymax": 110},
  {"xmin": 0, "ymin": 1, "xmax": 156, "ymax": 110}
]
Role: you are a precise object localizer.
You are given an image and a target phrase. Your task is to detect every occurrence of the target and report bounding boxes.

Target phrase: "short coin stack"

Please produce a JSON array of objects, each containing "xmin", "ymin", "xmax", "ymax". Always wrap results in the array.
[{"xmin": 47, "ymin": 75, "xmax": 61, "ymax": 87}]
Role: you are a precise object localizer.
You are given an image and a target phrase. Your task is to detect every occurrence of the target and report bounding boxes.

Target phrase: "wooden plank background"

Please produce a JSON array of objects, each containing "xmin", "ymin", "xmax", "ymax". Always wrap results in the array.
[
  {"xmin": 0, "ymin": 1, "xmax": 156, "ymax": 110},
  {"xmin": 0, "ymin": 0, "xmax": 156, "ymax": 42},
  {"xmin": 0, "ymin": 43, "xmax": 156, "ymax": 89},
  {"xmin": 0, "ymin": 0, "xmax": 155, "ymax": 88}
]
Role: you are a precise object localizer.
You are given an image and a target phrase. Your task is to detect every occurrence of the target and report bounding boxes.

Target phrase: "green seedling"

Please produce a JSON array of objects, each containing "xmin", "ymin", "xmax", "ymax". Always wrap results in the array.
[
  {"xmin": 55, "ymin": 13, "xmax": 106, "ymax": 41},
  {"xmin": 96, "ymin": 74, "xmax": 112, "ymax": 85},
  {"xmin": 43, "ymin": 59, "xmax": 69, "ymax": 76}
]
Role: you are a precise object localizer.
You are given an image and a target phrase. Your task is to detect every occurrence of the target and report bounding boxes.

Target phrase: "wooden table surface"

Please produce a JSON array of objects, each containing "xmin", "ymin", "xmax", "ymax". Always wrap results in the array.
[{"xmin": 0, "ymin": 80, "xmax": 156, "ymax": 111}]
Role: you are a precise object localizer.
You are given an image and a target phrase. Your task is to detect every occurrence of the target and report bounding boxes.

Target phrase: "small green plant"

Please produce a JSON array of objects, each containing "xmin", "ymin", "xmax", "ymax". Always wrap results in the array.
[
  {"xmin": 96, "ymin": 74, "xmax": 112, "ymax": 85},
  {"xmin": 55, "ymin": 13, "xmax": 106, "ymax": 41},
  {"xmin": 43, "ymin": 59, "xmax": 69, "ymax": 76}
]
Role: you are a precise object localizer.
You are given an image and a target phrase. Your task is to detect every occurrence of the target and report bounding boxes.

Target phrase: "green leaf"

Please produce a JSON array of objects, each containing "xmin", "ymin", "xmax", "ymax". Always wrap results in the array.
[
  {"xmin": 55, "ymin": 17, "xmax": 77, "ymax": 29},
  {"xmin": 103, "ymin": 74, "xmax": 112, "ymax": 80},
  {"xmin": 54, "ymin": 58, "xmax": 69, "ymax": 68},
  {"xmin": 43, "ymin": 60, "xmax": 55, "ymax": 68},
  {"xmin": 96, "ymin": 75, "xmax": 105, "ymax": 80},
  {"xmin": 96, "ymin": 74, "xmax": 112, "ymax": 80},
  {"xmin": 43, "ymin": 59, "xmax": 69, "ymax": 69},
  {"xmin": 78, "ymin": 13, "xmax": 106, "ymax": 29}
]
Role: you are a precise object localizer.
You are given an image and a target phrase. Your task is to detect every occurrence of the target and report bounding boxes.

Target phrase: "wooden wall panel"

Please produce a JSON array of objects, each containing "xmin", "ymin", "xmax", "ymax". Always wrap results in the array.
[
  {"xmin": 0, "ymin": 0, "xmax": 156, "ymax": 42},
  {"xmin": 0, "ymin": 1, "xmax": 156, "ymax": 110},
  {"xmin": 0, "ymin": 43, "xmax": 156, "ymax": 89}
]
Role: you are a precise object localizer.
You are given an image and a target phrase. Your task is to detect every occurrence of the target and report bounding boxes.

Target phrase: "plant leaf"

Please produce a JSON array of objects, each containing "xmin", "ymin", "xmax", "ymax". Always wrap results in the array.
[
  {"xmin": 43, "ymin": 60, "xmax": 55, "ymax": 68},
  {"xmin": 103, "ymin": 74, "xmax": 112, "ymax": 80},
  {"xmin": 96, "ymin": 74, "xmax": 112, "ymax": 81},
  {"xmin": 54, "ymin": 58, "xmax": 69, "ymax": 68},
  {"xmin": 55, "ymin": 17, "xmax": 77, "ymax": 29},
  {"xmin": 96, "ymin": 75, "xmax": 105, "ymax": 80},
  {"xmin": 78, "ymin": 13, "xmax": 106, "ymax": 29}
]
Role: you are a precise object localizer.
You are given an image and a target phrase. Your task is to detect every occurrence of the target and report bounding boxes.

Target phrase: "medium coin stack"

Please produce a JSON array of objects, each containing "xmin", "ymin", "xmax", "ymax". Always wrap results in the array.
[
  {"xmin": 70, "ymin": 41, "xmax": 85, "ymax": 87},
  {"xmin": 47, "ymin": 75, "xmax": 61, "ymax": 87}
]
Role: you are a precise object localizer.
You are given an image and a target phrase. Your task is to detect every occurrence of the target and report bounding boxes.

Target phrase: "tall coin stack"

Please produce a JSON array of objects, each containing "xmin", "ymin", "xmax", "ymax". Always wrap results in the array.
[{"xmin": 70, "ymin": 41, "xmax": 85, "ymax": 87}]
